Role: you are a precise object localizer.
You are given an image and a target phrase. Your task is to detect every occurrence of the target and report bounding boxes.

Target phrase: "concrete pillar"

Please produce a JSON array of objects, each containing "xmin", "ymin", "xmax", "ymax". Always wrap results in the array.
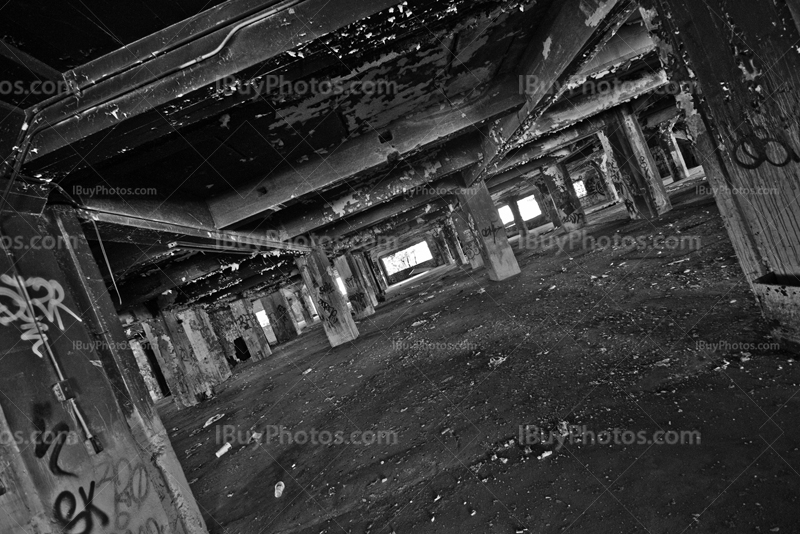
[
  {"xmin": 603, "ymin": 104, "xmax": 672, "ymax": 219},
  {"xmin": 230, "ymin": 298, "xmax": 272, "ymax": 360},
  {"xmin": 507, "ymin": 196, "xmax": 529, "ymax": 248},
  {"xmin": 130, "ymin": 338, "xmax": 166, "ymax": 402},
  {"xmin": 179, "ymin": 308, "xmax": 232, "ymax": 384},
  {"xmin": 162, "ymin": 310, "xmax": 216, "ymax": 402},
  {"xmin": 143, "ymin": 315, "xmax": 202, "ymax": 408},
  {"xmin": 0, "ymin": 205, "xmax": 207, "ymax": 533},
  {"xmin": 347, "ymin": 252, "xmax": 379, "ymax": 307},
  {"xmin": 292, "ymin": 284, "xmax": 316, "ymax": 324},
  {"xmin": 360, "ymin": 252, "xmax": 388, "ymax": 301},
  {"xmin": 594, "ymin": 141, "xmax": 622, "ymax": 203},
  {"xmin": 334, "ymin": 255, "xmax": 375, "ymax": 319},
  {"xmin": 433, "ymin": 229, "xmax": 456, "ymax": 265},
  {"xmin": 280, "ymin": 287, "xmax": 307, "ymax": 325},
  {"xmin": 539, "ymin": 163, "xmax": 587, "ymax": 231},
  {"xmin": 299, "ymin": 284, "xmax": 319, "ymax": 320},
  {"xmin": 659, "ymin": 123, "xmax": 691, "ymax": 181},
  {"xmin": 444, "ymin": 217, "xmax": 469, "ymax": 265},
  {"xmin": 296, "ymin": 249, "xmax": 359, "ymax": 347},
  {"xmin": 529, "ymin": 181, "xmax": 562, "ymax": 228},
  {"xmin": 456, "ymin": 181, "xmax": 521, "ymax": 281},
  {"xmin": 207, "ymin": 307, "xmax": 241, "ymax": 365},
  {"xmin": 259, "ymin": 290, "xmax": 300, "ymax": 343},
  {"xmin": 451, "ymin": 209, "xmax": 485, "ymax": 270}
]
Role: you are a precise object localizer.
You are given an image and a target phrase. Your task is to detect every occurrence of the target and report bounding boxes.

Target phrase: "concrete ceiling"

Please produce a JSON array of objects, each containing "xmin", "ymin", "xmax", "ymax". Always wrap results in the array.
[{"xmin": 0, "ymin": 0, "xmax": 679, "ymax": 311}]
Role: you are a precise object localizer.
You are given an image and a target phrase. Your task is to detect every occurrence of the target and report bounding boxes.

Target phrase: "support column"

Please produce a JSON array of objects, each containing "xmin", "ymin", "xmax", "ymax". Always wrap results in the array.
[
  {"xmin": 596, "ymin": 133, "xmax": 623, "ymax": 202},
  {"xmin": 603, "ymin": 104, "xmax": 672, "ymax": 219},
  {"xmin": 207, "ymin": 307, "xmax": 241, "ymax": 365},
  {"xmin": 507, "ymin": 196, "xmax": 529, "ymax": 247},
  {"xmin": 451, "ymin": 209, "xmax": 485, "ymax": 270},
  {"xmin": 658, "ymin": 123, "xmax": 691, "ymax": 181},
  {"xmin": 179, "ymin": 308, "xmax": 232, "ymax": 384},
  {"xmin": 529, "ymin": 180, "xmax": 562, "ymax": 229},
  {"xmin": 259, "ymin": 290, "xmax": 300, "ymax": 343},
  {"xmin": 643, "ymin": 0, "xmax": 800, "ymax": 348},
  {"xmin": 347, "ymin": 252, "xmax": 379, "ymax": 307},
  {"xmin": 334, "ymin": 254, "xmax": 375, "ymax": 319},
  {"xmin": 130, "ymin": 338, "xmax": 166, "ymax": 402},
  {"xmin": 539, "ymin": 163, "xmax": 587, "ymax": 231},
  {"xmin": 0, "ymin": 204, "xmax": 207, "ymax": 533},
  {"xmin": 296, "ymin": 249, "xmax": 359, "ymax": 347},
  {"xmin": 293, "ymin": 284, "xmax": 317, "ymax": 324},
  {"xmin": 444, "ymin": 217, "xmax": 469, "ymax": 265},
  {"xmin": 361, "ymin": 252, "xmax": 388, "ymax": 301},
  {"xmin": 143, "ymin": 314, "xmax": 201, "ymax": 408},
  {"xmin": 230, "ymin": 297, "xmax": 272, "ymax": 360},
  {"xmin": 433, "ymin": 229, "xmax": 456, "ymax": 265},
  {"xmin": 162, "ymin": 309, "xmax": 215, "ymax": 402},
  {"xmin": 456, "ymin": 181, "xmax": 521, "ymax": 281}
]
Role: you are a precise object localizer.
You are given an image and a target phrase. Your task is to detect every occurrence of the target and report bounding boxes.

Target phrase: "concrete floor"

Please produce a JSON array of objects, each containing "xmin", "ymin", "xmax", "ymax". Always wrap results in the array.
[{"xmin": 159, "ymin": 179, "xmax": 800, "ymax": 534}]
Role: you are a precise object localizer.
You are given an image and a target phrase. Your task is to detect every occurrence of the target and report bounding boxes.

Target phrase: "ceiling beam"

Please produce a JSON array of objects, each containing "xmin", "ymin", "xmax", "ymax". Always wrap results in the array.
[
  {"xmin": 319, "ymin": 177, "xmax": 460, "ymax": 240},
  {"xmin": 208, "ymin": 76, "xmax": 523, "ymax": 228},
  {"xmin": 79, "ymin": 198, "xmax": 311, "ymax": 252},
  {"xmin": 25, "ymin": 0, "xmax": 401, "ymax": 163},
  {"xmin": 269, "ymin": 135, "xmax": 482, "ymax": 240},
  {"xmin": 465, "ymin": 0, "xmax": 633, "ymax": 184}
]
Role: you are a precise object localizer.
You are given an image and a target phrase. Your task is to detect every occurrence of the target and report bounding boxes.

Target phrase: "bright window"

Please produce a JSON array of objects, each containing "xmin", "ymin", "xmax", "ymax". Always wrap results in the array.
[
  {"xmin": 498, "ymin": 205, "xmax": 514, "ymax": 225},
  {"xmin": 517, "ymin": 195, "xmax": 542, "ymax": 220},
  {"xmin": 255, "ymin": 309, "xmax": 270, "ymax": 327},
  {"xmin": 382, "ymin": 241, "xmax": 433, "ymax": 276},
  {"xmin": 573, "ymin": 180, "xmax": 588, "ymax": 198}
]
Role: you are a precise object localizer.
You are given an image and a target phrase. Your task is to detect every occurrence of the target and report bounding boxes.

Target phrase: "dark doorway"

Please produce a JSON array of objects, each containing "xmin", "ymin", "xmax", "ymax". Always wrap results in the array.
[
  {"xmin": 234, "ymin": 337, "xmax": 252, "ymax": 361},
  {"xmin": 141, "ymin": 342, "xmax": 171, "ymax": 398}
]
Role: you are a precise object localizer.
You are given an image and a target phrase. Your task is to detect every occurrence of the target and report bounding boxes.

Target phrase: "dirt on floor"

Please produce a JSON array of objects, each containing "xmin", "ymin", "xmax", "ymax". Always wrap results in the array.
[{"xmin": 159, "ymin": 180, "xmax": 800, "ymax": 534}]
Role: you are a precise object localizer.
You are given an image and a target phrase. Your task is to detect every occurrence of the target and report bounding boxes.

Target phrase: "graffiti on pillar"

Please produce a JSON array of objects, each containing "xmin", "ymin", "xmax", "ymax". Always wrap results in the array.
[
  {"xmin": 53, "ymin": 481, "xmax": 110, "ymax": 534},
  {"xmin": 480, "ymin": 219, "xmax": 504, "ymax": 244},
  {"xmin": 33, "ymin": 402, "xmax": 76, "ymax": 478},
  {"xmin": 733, "ymin": 127, "xmax": 799, "ymax": 169},
  {"xmin": 0, "ymin": 274, "xmax": 83, "ymax": 358},
  {"xmin": 52, "ymin": 457, "xmax": 165, "ymax": 534}
]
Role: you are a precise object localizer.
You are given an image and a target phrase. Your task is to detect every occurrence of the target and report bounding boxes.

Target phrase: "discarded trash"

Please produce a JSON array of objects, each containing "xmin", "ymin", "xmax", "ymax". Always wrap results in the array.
[
  {"xmin": 537, "ymin": 450, "xmax": 553, "ymax": 460},
  {"xmin": 667, "ymin": 258, "xmax": 689, "ymax": 266},
  {"xmin": 488, "ymin": 356, "xmax": 508, "ymax": 368},
  {"xmin": 302, "ymin": 368, "xmax": 313, "ymax": 375},
  {"xmin": 275, "ymin": 481, "xmax": 285, "ymax": 498},
  {"xmin": 249, "ymin": 432, "xmax": 263, "ymax": 444},
  {"xmin": 203, "ymin": 414, "xmax": 225, "ymax": 428},
  {"xmin": 215, "ymin": 443, "xmax": 232, "ymax": 458},
  {"xmin": 411, "ymin": 320, "xmax": 427, "ymax": 327}
]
